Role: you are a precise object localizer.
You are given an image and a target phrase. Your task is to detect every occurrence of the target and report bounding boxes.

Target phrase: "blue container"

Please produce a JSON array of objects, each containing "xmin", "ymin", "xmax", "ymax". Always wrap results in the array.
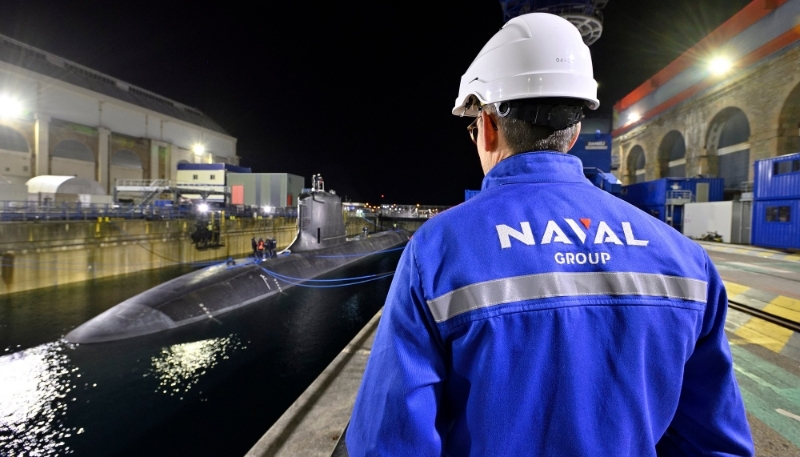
[
  {"xmin": 465, "ymin": 190, "xmax": 481, "ymax": 201},
  {"xmin": 638, "ymin": 204, "xmax": 684, "ymax": 233},
  {"xmin": 569, "ymin": 133, "xmax": 612, "ymax": 172},
  {"xmin": 751, "ymin": 200, "xmax": 800, "ymax": 249},
  {"xmin": 620, "ymin": 178, "xmax": 724, "ymax": 207},
  {"xmin": 753, "ymin": 152, "xmax": 800, "ymax": 200}
]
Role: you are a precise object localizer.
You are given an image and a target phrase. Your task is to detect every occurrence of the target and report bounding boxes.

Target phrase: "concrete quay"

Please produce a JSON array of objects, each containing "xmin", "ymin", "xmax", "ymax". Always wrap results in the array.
[{"xmin": 250, "ymin": 241, "xmax": 800, "ymax": 457}]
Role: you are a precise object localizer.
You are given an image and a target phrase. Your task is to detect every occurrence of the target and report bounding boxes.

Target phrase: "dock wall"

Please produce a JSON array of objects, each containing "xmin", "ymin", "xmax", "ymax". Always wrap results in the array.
[{"xmin": 0, "ymin": 215, "xmax": 371, "ymax": 295}]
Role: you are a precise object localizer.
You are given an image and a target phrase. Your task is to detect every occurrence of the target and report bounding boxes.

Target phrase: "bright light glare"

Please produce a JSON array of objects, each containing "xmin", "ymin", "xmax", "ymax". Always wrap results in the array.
[
  {"xmin": 197, "ymin": 203, "xmax": 209, "ymax": 213},
  {"xmin": 627, "ymin": 113, "xmax": 641, "ymax": 123},
  {"xmin": 0, "ymin": 96, "xmax": 23, "ymax": 118},
  {"xmin": 192, "ymin": 144, "xmax": 205, "ymax": 155},
  {"xmin": 709, "ymin": 56, "xmax": 732, "ymax": 75},
  {"xmin": 262, "ymin": 205, "xmax": 273, "ymax": 213}
]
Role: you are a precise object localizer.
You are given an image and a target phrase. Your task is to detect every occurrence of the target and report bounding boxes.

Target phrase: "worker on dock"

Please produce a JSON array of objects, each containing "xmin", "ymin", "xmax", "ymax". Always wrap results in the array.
[
  {"xmin": 251, "ymin": 237, "xmax": 258, "ymax": 259},
  {"xmin": 348, "ymin": 12, "xmax": 753, "ymax": 457},
  {"xmin": 257, "ymin": 238, "xmax": 265, "ymax": 261}
]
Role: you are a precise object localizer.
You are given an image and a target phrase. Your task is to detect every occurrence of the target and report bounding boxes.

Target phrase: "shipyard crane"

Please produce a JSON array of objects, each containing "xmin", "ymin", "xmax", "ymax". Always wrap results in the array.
[{"xmin": 498, "ymin": 0, "xmax": 609, "ymax": 45}]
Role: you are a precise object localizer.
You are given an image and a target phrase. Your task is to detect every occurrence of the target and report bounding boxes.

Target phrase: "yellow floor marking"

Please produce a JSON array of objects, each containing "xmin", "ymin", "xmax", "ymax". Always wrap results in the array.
[
  {"xmin": 734, "ymin": 318, "xmax": 793, "ymax": 353},
  {"xmin": 785, "ymin": 254, "xmax": 800, "ymax": 262},
  {"xmin": 723, "ymin": 281, "xmax": 750, "ymax": 298},
  {"xmin": 766, "ymin": 296, "xmax": 800, "ymax": 323}
]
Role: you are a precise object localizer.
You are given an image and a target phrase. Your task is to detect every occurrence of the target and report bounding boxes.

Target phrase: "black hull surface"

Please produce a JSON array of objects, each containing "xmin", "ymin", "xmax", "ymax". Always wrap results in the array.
[{"xmin": 65, "ymin": 231, "xmax": 408, "ymax": 343}]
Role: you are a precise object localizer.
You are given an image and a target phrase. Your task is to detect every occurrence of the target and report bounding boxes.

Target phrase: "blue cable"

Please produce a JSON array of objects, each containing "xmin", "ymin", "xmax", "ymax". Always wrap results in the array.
[
  {"xmin": 259, "ymin": 265, "xmax": 392, "ymax": 283},
  {"xmin": 256, "ymin": 264, "xmax": 395, "ymax": 288},
  {"xmin": 264, "ymin": 271, "xmax": 395, "ymax": 289}
]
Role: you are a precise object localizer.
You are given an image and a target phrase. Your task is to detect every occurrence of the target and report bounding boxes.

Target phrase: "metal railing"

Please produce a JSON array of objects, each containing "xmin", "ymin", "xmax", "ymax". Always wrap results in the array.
[
  {"xmin": 0, "ymin": 201, "xmax": 298, "ymax": 222},
  {"xmin": 344, "ymin": 203, "xmax": 450, "ymax": 219},
  {"xmin": 666, "ymin": 190, "xmax": 693, "ymax": 202}
]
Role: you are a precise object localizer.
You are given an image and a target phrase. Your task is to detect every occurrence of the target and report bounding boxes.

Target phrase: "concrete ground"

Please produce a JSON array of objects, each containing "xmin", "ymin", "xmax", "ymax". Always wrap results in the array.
[
  {"xmin": 247, "ymin": 242, "xmax": 800, "ymax": 457},
  {"xmin": 703, "ymin": 241, "xmax": 800, "ymax": 456}
]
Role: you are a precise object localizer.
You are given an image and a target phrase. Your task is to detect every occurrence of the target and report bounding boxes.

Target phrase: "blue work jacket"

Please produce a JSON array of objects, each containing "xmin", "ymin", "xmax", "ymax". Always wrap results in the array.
[{"xmin": 347, "ymin": 151, "xmax": 753, "ymax": 456}]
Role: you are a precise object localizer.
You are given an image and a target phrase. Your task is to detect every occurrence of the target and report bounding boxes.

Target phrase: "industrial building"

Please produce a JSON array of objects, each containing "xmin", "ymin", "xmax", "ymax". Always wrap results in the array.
[
  {"xmin": 612, "ymin": 0, "xmax": 800, "ymax": 199},
  {"xmin": 0, "ymin": 33, "xmax": 238, "ymax": 198},
  {"xmin": 609, "ymin": 0, "xmax": 800, "ymax": 250}
]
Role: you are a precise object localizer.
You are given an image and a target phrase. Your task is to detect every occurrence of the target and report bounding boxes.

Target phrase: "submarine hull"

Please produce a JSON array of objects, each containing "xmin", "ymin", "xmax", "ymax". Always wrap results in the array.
[{"xmin": 65, "ymin": 230, "xmax": 408, "ymax": 343}]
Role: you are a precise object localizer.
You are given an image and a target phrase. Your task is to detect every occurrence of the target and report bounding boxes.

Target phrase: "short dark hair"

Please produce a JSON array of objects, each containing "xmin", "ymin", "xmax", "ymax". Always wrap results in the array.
[{"xmin": 484, "ymin": 103, "xmax": 579, "ymax": 154}]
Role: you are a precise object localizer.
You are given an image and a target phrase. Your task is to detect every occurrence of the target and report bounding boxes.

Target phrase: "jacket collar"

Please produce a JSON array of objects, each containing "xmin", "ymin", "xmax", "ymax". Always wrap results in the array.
[{"xmin": 481, "ymin": 151, "xmax": 589, "ymax": 191}]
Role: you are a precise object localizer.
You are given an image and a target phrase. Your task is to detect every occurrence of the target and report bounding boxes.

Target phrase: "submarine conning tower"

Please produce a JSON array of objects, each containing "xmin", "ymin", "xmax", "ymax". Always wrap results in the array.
[{"xmin": 288, "ymin": 174, "xmax": 347, "ymax": 252}]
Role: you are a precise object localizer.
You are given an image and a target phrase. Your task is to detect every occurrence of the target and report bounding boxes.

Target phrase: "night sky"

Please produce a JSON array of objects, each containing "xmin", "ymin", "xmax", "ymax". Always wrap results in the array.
[{"xmin": 0, "ymin": 0, "xmax": 752, "ymax": 205}]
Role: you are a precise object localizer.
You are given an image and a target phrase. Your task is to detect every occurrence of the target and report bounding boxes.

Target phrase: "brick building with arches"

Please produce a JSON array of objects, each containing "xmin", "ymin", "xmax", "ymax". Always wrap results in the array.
[
  {"xmin": 0, "ymin": 33, "xmax": 237, "ymax": 195},
  {"xmin": 612, "ymin": 0, "xmax": 800, "ymax": 199}
]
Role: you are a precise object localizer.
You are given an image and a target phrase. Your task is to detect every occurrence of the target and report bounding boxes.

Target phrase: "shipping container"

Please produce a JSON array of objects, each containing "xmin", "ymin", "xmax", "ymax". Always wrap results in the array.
[
  {"xmin": 751, "ymin": 199, "xmax": 800, "ymax": 249},
  {"xmin": 637, "ymin": 204, "xmax": 684, "ymax": 233},
  {"xmin": 620, "ymin": 178, "xmax": 724, "ymax": 207},
  {"xmin": 753, "ymin": 152, "xmax": 800, "ymax": 200}
]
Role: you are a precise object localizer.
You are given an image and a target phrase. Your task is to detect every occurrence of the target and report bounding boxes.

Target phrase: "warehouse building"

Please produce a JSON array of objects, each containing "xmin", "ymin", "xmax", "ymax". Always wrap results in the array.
[{"xmin": 0, "ymin": 33, "xmax": 237, "ymax": 196}]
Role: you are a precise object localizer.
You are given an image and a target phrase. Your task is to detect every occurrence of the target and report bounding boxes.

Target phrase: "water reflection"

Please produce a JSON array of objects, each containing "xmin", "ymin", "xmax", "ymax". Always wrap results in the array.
[
  {"xmin": 0, "ymin": 251, "xmax": 401, "ymax": 456},
  {"xmin": 148, "ymin": 336, "xmax": 244, "ymax": 398},
  {"xmin": 0, "ymin": 342, "xmax": 79, "ymax": 456}
]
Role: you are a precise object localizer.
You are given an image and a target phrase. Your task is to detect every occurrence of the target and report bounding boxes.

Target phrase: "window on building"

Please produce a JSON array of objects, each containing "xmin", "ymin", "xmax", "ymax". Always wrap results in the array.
[
  {"xmin": 4, "ymin": 167, "xmax": 8, "ymax": 172},
  {"xmin": 780, "ymin": 206, "xmax": 791, "ymax": 222},
  {"xmin": 210, "ymin": 174, "xmax": 216, "ymax": 180},
  {"xmin": 766, "ymin": 206, "xmax": 791, "ymax": 222},
  {"xmin": 773, "ymin": 161, "xmax": 793, "ymax": 175},
  {"xmin": 192, "ymin": 174, "xmax": 198, "ymax": 180},
  {"xmin": 793, "ymin": 160, "xmax": 800, "ymax": 172},
  {"xmin": 22, "ymin": 166, "xmax": 28, "ymax": 172}
]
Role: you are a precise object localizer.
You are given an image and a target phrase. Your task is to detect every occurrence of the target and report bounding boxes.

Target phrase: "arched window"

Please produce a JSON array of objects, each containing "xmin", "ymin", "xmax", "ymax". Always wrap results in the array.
[
  {"xmin": 657, "ymin": 131, "xmax": 685, "ymax": 178},
  {"xmin": 627, "ymin": 145, "xmax": 646, "ymax": 183},
  {"xmin": 110, "ymin": 149, "xmax": 143, "ymax": 185},
  {"xmin": 52, "ymin": 139, "xmax": 94, "ymax": 162},
  {"xmin": 706, "ymin": 108, "xmax": 750, "ymax": 191},
  {"xmin": 111, "ymin": 150, "xmax": 142, "ymax": 169},
  {"xmin": 0, "ymin": 125, "xmax": 29, "ymax": 152},
  {"xmin": 51, "ymin": 139, "xmax": 94, "ymax": 180}
]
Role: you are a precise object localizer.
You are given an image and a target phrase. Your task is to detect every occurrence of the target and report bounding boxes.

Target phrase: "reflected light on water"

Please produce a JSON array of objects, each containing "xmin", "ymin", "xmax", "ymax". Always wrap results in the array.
[
  {"xmin": 148, "ymin": 336, "xmax": 243, "ymax": 397},
  {"xmin": 0, "ymin": 342, "xmax": 79, "ymax": 456}
]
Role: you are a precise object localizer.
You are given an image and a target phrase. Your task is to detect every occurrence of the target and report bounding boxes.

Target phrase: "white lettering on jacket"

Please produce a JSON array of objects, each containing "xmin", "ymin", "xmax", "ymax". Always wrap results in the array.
[
  {"xmin": 496, "ymin": 219, "xmax": 649, "ymax": 249},
  {"xmin": 555, "ymin": 252, "xmax": 611, "ymax": 264},
  {"xmin": 496, "ymin": 222, "xmax": 535, "ymax": 249}
]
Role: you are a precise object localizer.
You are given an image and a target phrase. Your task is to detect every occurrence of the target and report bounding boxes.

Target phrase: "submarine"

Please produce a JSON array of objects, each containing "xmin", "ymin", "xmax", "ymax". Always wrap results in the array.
[{"xmin": 65, "ymin": 183, "xmax": 409, "ymax": 344}]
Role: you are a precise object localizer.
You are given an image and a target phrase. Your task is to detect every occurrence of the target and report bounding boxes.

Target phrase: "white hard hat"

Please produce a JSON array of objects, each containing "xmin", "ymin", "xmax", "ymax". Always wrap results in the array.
[{"xmin": 453, "ymin": 12, "xmax": 599, "ymax": 118}]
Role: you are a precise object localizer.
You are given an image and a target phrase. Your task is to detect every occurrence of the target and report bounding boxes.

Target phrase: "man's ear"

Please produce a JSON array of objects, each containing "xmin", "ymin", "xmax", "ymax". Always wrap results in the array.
[
  {"xmin": 481, "ymin": 112, "xmax": 499, "ymax": 152},
  {"xmin": 567, "ymin": 122, "xmax": 582, "ymax": 151}
]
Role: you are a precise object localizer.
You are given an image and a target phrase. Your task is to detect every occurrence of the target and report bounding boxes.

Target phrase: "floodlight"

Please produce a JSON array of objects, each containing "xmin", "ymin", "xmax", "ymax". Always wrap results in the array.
[
  {"xmin": 709, "ymin": 56, "xmax": 732, "ymax": 76},
  {"xmin": 198, "ymin": 203, "xmax": 209, "ymax": 213},
  {"xmin": 0, "ymin": 96, "xmax": 23, "ymax": 118},
  {"xmin": 192, "ymin": 144, "xmax": 205, "ymax": 155}
]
